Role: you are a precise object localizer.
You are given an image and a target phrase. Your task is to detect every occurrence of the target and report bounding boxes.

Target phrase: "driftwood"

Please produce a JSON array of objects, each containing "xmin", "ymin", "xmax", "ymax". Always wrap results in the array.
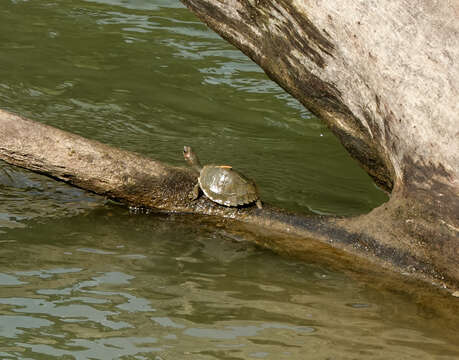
[{"xmin": 0, "ymin": 109, "xmax": 457, "ymax": 291}]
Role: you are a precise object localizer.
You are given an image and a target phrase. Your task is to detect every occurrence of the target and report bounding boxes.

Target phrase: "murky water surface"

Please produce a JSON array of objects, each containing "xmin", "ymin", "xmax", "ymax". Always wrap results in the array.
[{"xmin": 0, "ymin": 1, "xmax": 458, "ymax": 359}]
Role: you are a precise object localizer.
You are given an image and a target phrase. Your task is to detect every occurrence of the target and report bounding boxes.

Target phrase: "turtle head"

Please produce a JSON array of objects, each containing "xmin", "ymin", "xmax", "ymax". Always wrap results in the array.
[{"xmin": 183, "ymin": 146, "xmax": 202, "ymax": 173}]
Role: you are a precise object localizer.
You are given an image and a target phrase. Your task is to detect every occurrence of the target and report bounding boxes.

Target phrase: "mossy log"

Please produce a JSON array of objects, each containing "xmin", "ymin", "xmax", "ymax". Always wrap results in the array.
[{"xmin": 0, "ymin": 108, "xmax": 457, "ymax": 291}]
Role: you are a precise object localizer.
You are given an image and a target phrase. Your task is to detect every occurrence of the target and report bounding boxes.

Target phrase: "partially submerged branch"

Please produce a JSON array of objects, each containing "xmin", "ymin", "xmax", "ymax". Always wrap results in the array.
[{"xmin": 1, "ymin": 110, "xmax": 457, "ymax": 290}]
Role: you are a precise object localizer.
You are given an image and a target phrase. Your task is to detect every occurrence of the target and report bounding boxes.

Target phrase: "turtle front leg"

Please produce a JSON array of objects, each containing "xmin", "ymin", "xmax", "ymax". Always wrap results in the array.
[
  {"xmin": 256, "ymin": 200, "xmax": 263, "ymax": 209},
  {"xmin": 189, "ymin": 183, "xmax": 200, "ymax": 201}
]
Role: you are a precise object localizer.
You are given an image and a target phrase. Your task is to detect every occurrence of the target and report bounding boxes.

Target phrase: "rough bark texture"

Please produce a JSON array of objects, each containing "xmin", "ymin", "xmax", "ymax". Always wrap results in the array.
[
  {"xmin": 178, "ymin": 1, "xmax": 459, "ymax": 286},
  {"xmin": 179, "ymin": 0, "xmax": 458, "ymax": 192}
]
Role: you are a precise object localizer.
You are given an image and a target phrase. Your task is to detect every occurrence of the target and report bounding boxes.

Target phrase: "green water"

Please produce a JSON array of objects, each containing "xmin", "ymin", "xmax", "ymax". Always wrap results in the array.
[{"xmin": 0, "ymin": 1, "xmax": 458, "ymax": 359}]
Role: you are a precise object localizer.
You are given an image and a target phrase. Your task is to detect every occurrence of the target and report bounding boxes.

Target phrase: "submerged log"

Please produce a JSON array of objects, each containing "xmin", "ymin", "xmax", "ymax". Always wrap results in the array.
[
  {"xmin": 0, "ymin": 109, "xmax": 457, "ymax": 291},
  {"xmin": 176, "ymin": 2, "xmax": 458, "ymax": 285}
]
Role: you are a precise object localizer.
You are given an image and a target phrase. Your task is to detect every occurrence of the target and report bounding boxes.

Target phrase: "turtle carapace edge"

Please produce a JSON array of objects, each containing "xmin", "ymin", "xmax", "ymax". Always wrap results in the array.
[{"xmin": 183, "ymin": 146, "xmax": 262, "ymax": 209}]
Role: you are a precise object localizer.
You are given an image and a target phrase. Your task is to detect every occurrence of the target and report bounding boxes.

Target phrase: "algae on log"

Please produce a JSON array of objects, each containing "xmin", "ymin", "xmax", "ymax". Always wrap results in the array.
[{"xmin": 179, "ymin": 0, "xmax": 459, "ymax": 284}]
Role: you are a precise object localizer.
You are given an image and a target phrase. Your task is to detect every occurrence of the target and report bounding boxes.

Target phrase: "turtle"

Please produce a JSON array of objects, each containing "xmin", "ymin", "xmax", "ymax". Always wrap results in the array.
[{"xmin": 183, "ymin": 146, "xmax": 262, "ymax": 209}]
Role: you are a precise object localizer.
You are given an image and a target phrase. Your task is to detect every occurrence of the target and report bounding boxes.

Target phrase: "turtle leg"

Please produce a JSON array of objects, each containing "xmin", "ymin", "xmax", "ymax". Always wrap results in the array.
[
  {"xmin": 256, "ymin": 200, "xmax": 263, "ymax": 209},
  {"xmin": 189, "ymin": 183, "xmax": 200, "ymax": 201}
]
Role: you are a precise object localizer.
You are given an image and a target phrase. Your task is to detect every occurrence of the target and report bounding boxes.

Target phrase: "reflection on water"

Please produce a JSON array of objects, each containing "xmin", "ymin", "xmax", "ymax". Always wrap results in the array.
[
  {"xmin": 1, "ymin": 208, "xmax": 458, "ymax": 359},
  {"xmin": 0, "ymin": 163, "xmax": 104, "ymax": 229}
]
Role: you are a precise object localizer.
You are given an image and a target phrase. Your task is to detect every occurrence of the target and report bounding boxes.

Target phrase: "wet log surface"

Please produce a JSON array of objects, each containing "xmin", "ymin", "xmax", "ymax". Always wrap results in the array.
[{"xmin": 0, "ymin": 109, "xmax": 457, "ymax": 292}]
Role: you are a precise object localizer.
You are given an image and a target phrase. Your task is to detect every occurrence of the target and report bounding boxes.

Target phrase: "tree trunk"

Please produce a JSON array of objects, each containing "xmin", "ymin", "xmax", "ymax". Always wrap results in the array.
[{"xmin": 177, "ymin": 1, "xmax": 459, "ymax": 287}]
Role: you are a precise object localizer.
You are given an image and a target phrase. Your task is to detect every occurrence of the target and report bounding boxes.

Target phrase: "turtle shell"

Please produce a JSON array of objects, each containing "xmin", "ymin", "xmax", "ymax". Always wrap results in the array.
[{"xmin": 198, "ymin": 165, "xmax": 259, "ymax": 207}]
